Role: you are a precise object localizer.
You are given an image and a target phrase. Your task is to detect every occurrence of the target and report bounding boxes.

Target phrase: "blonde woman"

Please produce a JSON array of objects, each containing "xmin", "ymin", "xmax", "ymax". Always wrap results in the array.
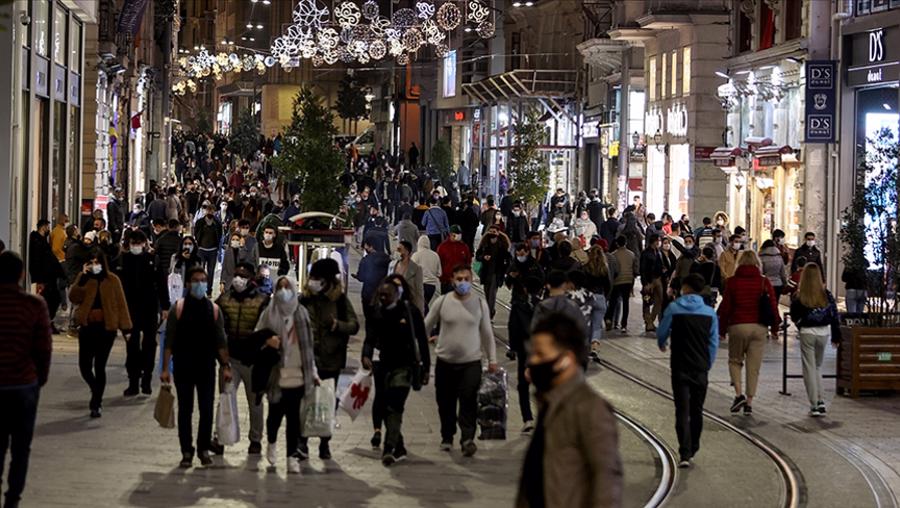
[
  {"xmin": 717, "ymin": 250, "xmax": 781, "ymax": 415},
  {"xmin": 789, "ymin": 265, "xmax": 841, "ymax": 417}
]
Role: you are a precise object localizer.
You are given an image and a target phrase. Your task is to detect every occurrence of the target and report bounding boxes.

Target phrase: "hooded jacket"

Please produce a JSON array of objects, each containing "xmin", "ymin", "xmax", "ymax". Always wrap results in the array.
[
  {"xmin": 301, "ymin": 283, "xmax": 360, "ymax": 374},
  {"xmin": 656, "ymin": 294, "xmax": 719, "ymax": 372},
  {"xmin": 759, "ymin": 246, "xmax": 787, "ymax": 288},
  {"xmin": 412, "ymin": 236, "xmax": 442, "ymax": 286}
]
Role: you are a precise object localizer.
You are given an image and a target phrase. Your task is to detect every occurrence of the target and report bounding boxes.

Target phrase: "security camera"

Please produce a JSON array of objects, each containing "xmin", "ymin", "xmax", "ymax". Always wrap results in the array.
[{"xmin": 20, "ymin": 12, "xmax": 31, "ymax": 26}]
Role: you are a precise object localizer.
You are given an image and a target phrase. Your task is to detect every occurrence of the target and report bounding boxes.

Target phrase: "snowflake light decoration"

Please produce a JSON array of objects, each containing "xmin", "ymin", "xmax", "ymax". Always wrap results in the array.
[
  {"xmin": 434, "ymin": 43, "xmax": 449, "ymax": 58},
  {"xmin": 436, "ymin": 2, "xmax": 462, "ymax": 31},
  {"xmin": 392, "ymin": 8, "xmax": 418, "ymax": 28},
  {"xmin": 402, "ymin": 28, "xmax": 424, "ymax": 52},
  {"xmin": 317, "ymin": 28, "xmax": 339, "ymax": 49},
  {"xmin": 362, "ymin": 0, "xmax": 379, "ymax": 20},
  {"xmin": 467, "ymin": 0, "xmax": 490, "ymax": 23},
  {"xmin": 476, "ymin": 20, "xmax": 495, "ymax": 39},
  {"xmin": 423, "ymin": 20, "xmax": 445, "ymax": 45},
  {"xmin": 368, "ymin": 39, "xmax": 387, "ymax": 60},
  {"xmin": 292, "ymin": 0, "xmax": 330, "ymax": 38},
  {"xmin": 397, "ymin": 53, "xmax": 410, "ymax": 65},
  {"xmin": 416, "ymin": 1, "xmax": 436, "ymax": 20},
  {"xmin": 335, "ymin": 1, "xmax": 361, "ymax": 28}
]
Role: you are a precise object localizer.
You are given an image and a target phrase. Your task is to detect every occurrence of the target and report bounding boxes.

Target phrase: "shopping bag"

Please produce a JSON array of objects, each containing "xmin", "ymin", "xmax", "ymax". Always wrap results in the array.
[
  {"xmin": 301, "ymin": 382, "xmax": 336, "ymax": 438},
  {"xmin": 167, "ymin": 272, "xmax": 184, "ymax": 304},
  {"xmin": 477, "ymin": 368, "xmax": 508, "ymax": 440},
  {"xmin": 216, "ymin": 383, "xmax": 240, "ymax": 446},
  {"xmin": 154, "ymin": 384, "xmax": 176, "ymax": 429},
  {"xmin": 338, "ymin": 369, "xmax": 373, "ymax": 421}
]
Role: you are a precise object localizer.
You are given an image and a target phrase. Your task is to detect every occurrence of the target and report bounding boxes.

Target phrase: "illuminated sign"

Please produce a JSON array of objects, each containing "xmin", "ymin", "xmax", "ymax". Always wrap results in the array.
[{"xmin": 454, "ymin": 111, "xmax": 465, "ymax": 122}]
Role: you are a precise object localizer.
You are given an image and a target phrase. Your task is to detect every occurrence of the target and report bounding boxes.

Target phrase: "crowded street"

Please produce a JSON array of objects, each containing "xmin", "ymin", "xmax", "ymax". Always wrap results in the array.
[{"xmin": 2, "ymin": 1, "xmax": 900, "ymax": 508}]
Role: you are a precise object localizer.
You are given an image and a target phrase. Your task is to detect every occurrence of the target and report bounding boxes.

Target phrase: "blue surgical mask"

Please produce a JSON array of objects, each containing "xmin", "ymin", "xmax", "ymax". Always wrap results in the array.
[
  {"xmin": 276, "ymin": 288, "xmax": 294, "ymax": 303},
  {"xmin": 516, "ymin": 255, "xmax": 528, "ymax": 263},
  {"xmin": 454, "ymin": 281, "xmax": 472, "ymax": 296},
  {"xmin": 190, "ymin": 282, "xmax": 208, "ymax": 299}
]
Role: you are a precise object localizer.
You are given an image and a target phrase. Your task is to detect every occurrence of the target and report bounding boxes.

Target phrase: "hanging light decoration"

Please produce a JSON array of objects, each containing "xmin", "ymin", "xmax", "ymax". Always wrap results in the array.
[
  {"xmin": 435, "ymin": 2, "xmax": 462, "ymax": 31},
  {"xmin": 361, "ymin": 0, "xmax": 380, "ymax": 20},
  {"xmin": 416, "ymin": 1, "xmax": 436, "ymax": 19}
]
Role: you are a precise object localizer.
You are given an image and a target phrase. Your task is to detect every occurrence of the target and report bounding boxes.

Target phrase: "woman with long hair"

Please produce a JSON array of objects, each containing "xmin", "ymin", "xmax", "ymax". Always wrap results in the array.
[
  {"xmin": 583, "ymin": 245, "xmax": 611, "ymax": 344},
  {"xmin": 717, "ymin": 250, "xmax": 781, "ymax": 415},
  {"xmin": 790, "ymin": 264, "xmax": 841, "ymax": 417},
  {"xmin": 69, "ymin": 252, "xmax": 132, "ymax": 417}
]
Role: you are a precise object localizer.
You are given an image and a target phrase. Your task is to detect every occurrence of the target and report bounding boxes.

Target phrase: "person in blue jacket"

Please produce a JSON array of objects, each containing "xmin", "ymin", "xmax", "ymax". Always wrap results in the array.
[{"xmin": 656, "ymin": 273, "xmax": 719, "ymax": 469}]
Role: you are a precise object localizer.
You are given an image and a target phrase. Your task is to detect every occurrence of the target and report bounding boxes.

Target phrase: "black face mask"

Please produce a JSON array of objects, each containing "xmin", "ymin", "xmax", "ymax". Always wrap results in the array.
[{"xmin": 528, "ymin": 355, "xmax": 562, "ymax": 393}]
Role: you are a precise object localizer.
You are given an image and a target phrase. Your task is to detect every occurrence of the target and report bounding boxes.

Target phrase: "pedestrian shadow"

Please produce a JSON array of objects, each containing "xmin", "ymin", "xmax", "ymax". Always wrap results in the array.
[
  {"xmin": 384, "ymin": 454, "xmax": 477, "ymax": 508},
  {"xmin": 783, "ymin": 419, "xmax": 844, "ymax": 434},
  {"xmin": 34, "ymin": 415, "xmax": 99, "ymax": 436}
]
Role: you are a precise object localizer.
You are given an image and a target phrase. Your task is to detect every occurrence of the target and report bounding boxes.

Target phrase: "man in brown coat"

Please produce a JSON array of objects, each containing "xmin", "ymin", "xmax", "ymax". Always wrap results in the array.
[{"xmin": 517, "ymin": 313, "xmax": 623, "ymax": 508}]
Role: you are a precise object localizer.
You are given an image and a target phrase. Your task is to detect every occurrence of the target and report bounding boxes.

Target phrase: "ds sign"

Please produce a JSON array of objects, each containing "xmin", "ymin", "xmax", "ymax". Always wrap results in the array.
[{"xmin": 804, "ymin": 60, "xmax": 836, "ymax": 143}]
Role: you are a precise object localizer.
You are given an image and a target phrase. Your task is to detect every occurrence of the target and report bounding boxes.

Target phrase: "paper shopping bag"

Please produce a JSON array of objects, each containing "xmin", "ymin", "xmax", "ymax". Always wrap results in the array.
[
  {"xmin": 154, "ymin": 384, "xmax": 176, "ymax": 429},
  {"xmin": 216, "ymin": 383, "xmax": 240, "ymax": 445},
  {"xmin": 339, "ymin": 369, "xmax": 372, "ymax": 421}
]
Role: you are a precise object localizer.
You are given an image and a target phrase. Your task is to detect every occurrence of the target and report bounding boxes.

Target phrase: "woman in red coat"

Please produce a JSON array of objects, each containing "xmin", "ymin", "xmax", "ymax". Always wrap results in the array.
[{"xmin": 717, "ymin": 250, "xmax": 781, "ymax": 416}]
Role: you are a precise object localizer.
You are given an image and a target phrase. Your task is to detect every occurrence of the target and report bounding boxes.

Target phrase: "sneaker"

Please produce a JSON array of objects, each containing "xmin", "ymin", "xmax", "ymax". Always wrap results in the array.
[
  {"xmin": 123, "ymin": 386, "xmax": 139, "ymax": 398},
  {"xmin": 209, "ymin": 439, "xmax": 225, "ymax": 456},
  {"xmin": 461, "ymin": 440, "xmax": 477, "ymax": 457},
  {"xmin": 730, "ymin": 395, "xmax": 747, "ymax": 413},
  {"xmin": 371, "ymin": 430, "xmax": 382, "ymax": 449},
  {"xmin": 248, "ymin": 441, "xmax": 262, "ymax": 455},
  {"xmin": 141, "ymin": 383, "xmax": 152, "ymax": 396},
  {"xmin": 319, "ymin": 442, "xmax": 332, "ymax": 460},
  {"xmin": 179, "ymin": 452, "xmax": 193, "ymax": 469},
  {"xmin": 809, "ymin": 408, "xmax": 822, "ymax": 417},
  {"xmin": 439, "ymin": 441, "xmax": 452, "ymax": 452},
  {"xmin": 266, "ymin": 442, "xmax": 277, "ymax": 466},
  {"xmin": 393, "ymin": 445, "xmax": 408, "ymax": 463},
  {"xmin": 621, "ymin": 327, "xmax": 628, "ymax": 335},
  {"xmin": 287, "ymin": 456, "xmax": 301, "ymax": 474},
  {"xmin": 678, "ymin": 459, "xmax": 692, "ymax": 468},
  {"xmin": 521, "ymin": 421, "xmax": 535, "ymax": 433},
  {"xmin": 743, "ymin": 405, "xmax": 753, "ymax": 415},
  {"xmin": 816, "ymin": 401, "xmax": 827, "ymax": 414},
  {"xmin": 197, "ymin": 451, "xmax": 213, "ymax": 467},
  {"xmin": 382, "ymin": 449, "xmax": 396, "ymax": 467},
  {"xmin": 297, "ymin": 444, "xmax": 309, "ymax": 459},
  {"xmin": 89, "ymin": 408, "xmax": 102, "ymax": 418}
]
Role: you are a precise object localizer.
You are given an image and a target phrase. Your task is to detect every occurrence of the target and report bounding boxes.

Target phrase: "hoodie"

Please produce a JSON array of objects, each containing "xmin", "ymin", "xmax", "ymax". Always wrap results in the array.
[
  {"xmin": 656, "ymin": 294, "xmax": 719, "ymax": 372},
  {"xmin": 412, "ymin": 236, "xmax": 442, "ymax": 286}
]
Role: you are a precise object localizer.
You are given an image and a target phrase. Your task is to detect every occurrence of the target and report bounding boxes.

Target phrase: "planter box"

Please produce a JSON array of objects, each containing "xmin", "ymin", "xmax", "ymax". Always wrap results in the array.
[{"xmin": 837, "ymin": 325, "xmax": 900, "ymax": 397}]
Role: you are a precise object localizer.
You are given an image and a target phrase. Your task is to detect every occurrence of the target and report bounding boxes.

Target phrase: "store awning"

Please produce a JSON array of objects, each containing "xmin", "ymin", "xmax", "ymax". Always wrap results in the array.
[
  {"xmin": 753, "ymin": 145, "xmax": 795, "ymax": 168},
  {"xmin": 218, "ymin": 81, "xmax": 256, "ymax": 97},
  {"xmin": 711, "ymin": 147, "xmax": 744, "ymax": 169}
]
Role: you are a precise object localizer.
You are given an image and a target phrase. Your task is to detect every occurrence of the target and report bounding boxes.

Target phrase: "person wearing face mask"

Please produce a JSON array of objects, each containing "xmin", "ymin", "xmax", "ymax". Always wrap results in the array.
[
  {"xmin": 526, "ymin": 231, "xmax": 552, "ymax": 273},
  {"xmin": 390, "ymin": 241, "xmax": 425, "ymax": 314},
  {"xmin": 361, "ymin": 278, "xmax": 430, "ymax": 466},
  {"xmin": 792, "ymin": 231, "xmax": 824, "ymax": 275},
  {"xmin": 678, "ymin": 214, "xmax": 694, "ymax": 238},
  {"xmin": 660, "ymin": 237, "xmax": 678, "ymax": 286},
  {"xmin": 507, "ymin": 203, "xmax": 529, "ymax": 245},
  {"xmin": 69, "ymin": 253, "xmax": 133, "ymax": 418},
  {"xmin": 254, "ymin": 276, "xmax": 319, "ymax": 474},
  {"xmin": 165, "ymin": 187, "xmax": 182, "ymax": 222},
  {"xmin": 160, "ymin": 268, "xmax": 232, "ymax": 468},
  {"xmin": 476, "ymin": 226, "xmax": 511, "ymax": 318},
  {"xmin": 258, "ymin": 226, "xmax": 290, "ymax": 278},
  {"xmin": 300, "ymin": 259, "xmax": 360, "ymax": 460},
  {"xmin": 505, "ymin": 243, "xmax": 545, "ymax": 291},
  {"xmin": 221, "ymin": 231, "xmax": 259, "ymax": 293},
  {"xmin": 355, "ymin": 239, "xmax": 391, "ymax": 344},
  {"xmin": 771, "ymin": 229, "xmax": 790, "ymax": 265},
  {"xmin": 682, "ymin": 235, "xmax": 699, "ymax": 259},
  {"xmin": 517, "ymin": 314, "xmax": 623, "ymax": 508},
  {"xmin": 424, "ymin": 264, "xmax": 498, "ymax": 457},
  {"xmin": 436, "ymin": 226, "xmax": 472, "ymax": 294},
  {"xmin": 170, "ymin": 236, "xmax": 202, "ymax": 295},
  {"xmin": 28, "ymin": 219, "xmax": 66, "ymax": 330},
  {"xmin": 193, "ymin": 204, "xmax": 223, "ymax": 295},
  {"xmin": 412, "ymin": 236, "xmax": 442, "ymax": 316},
  {"xmin": 571, "ymin": 210, "xmax": 598, "ymax": 248},
  {"xmin": 422, "ymin": 198, "xmax": 451, "ymax": 251},
  {"xmin": 718, "ymin": 234, "xmax": 742, "ymax": 282},
  {"xmin": 212, "ymin": 263, "xmax": 270, "ymax": 456},
  {"xmin": 118, "ymin": 231, "xmax": 170, "ymax": 397}
]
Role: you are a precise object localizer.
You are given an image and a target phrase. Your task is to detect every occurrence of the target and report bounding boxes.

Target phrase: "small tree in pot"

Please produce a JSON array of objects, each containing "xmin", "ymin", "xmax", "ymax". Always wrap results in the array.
[{"xmin": 508, "ymin": 111, "xmax": 548, "ymax": 220}]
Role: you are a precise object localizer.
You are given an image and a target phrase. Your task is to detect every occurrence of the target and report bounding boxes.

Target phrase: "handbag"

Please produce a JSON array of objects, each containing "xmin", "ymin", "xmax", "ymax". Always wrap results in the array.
[
  {"xmin": 301, "ymin": 382, "xmax": 336, "ymax": 438},
  {"xmin": 758, "ymin": 278, "xmax": 775, "ymax": 327},
  {"xmin": 405, "ymin": 303, "xmax": 426, "ymax": 391},
  {"xmin": 216, "ymin": 382, "xmax": 240, "ymax": 445},
  {"xmin": 154, "ymin": 384, "xmax": 176, "ymax": 429},
  {"xmin": 338, "ymin": 369, "xmax": 372, "ymax": 421}
]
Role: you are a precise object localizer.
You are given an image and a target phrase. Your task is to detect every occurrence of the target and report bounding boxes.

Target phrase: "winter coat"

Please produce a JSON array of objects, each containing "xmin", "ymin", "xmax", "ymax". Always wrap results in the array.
[
  {"xmin": 28, "ymin": 232, "xmax": 64, "ymax": 284},
  {"xmin": 118, "ymin": 252, "xmax": 170, "ymax": 325},
  {"xmin": 656, "ymin": 293, "xmax": 719, "ymax": 372},
  {"xmin": 717, "ymin": 265, "xmax": 781, "ymax": 335},
  {"xmin": 69, "ymin": 272, "xmax": 133, "ymax": 332},
  {"xmin": 390, "ymin": 258, "xmax": 426, "ymax": 313},
  {"xmin": 412, "ymin": 236, "xmax": 442, "ymax": 287},
  {"xmin": 790, "ymin": 290, "xmax": 841, "ymax": 341},
  {"xmin": 154, "ymin": 230, "xmax": 183, "ymax": 275},
  {"xmin": 301, "ymin": 284, "xmax": 360, "ymax": 374},
  {"xmin": 612, "ymin": 247, "xmax": 637, "ymax": 285},
  {"xmin": 476, "ymin": 234, "xmax": 511, "ymax": 283},
  {"xmin": 436, "ymin": 239, "xmax": 472, "ymax": 285},
  {"xmin": 759, "ymin": 246, "xmax": 787, "ymax": 288},
  {"xmin": 394, "ymin": 220, "xmax": 420, "ymax": 252}
]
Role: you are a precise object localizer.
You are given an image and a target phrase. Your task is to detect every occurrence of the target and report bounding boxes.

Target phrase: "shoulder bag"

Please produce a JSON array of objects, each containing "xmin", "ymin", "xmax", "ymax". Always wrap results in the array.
[
  {"xmin": 404, "ymin": 302, "xmax": 425, "ymax": 391},
  {"xmin": 758, "ymin": 277, "xmax": 775, "ymax": 327}
]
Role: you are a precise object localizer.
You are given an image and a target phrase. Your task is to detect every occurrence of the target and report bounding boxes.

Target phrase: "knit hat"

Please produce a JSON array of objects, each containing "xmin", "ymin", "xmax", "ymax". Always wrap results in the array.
[
  {"xmin": 450, "ymin": 225, "xmax": 462, "ymax": 234},
  {"xmin": 83, "ymin": 231, "xmax": 98, "ymax": 242},
  {"xmin": 309, "ymin": 258, "xmax": 340, "ymax": 281}
]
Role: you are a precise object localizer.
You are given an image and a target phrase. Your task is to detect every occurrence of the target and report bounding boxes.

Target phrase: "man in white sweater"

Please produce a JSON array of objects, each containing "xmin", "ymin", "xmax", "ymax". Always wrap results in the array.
[{"xmin": 424, "ymin": 264, "xmax": 498, "ymax": 457}]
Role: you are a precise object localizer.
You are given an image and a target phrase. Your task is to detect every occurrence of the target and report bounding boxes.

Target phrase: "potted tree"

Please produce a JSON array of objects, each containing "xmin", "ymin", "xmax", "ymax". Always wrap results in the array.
[{"xmin": 508, "ymin": 111, "xmax": 549, "ymax": 229}]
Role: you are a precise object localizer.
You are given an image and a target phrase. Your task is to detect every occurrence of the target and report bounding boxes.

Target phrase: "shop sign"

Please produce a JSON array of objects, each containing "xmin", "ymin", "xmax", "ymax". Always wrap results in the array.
[
  {"xmin": 628, "ymin": 178, "xmax": 644, "ymax": 191},
  {"xmin": 805, "ymin": 60, "xmax": 836, "ymax": 143},
  {"xmin": 666, "ymin": 102, "xmax": 688, "ymax": 137},
  {"xmin": 877, "ymin": 352, "xmax": 892, "ymax": 362},
  {"xmin": 453, "ymin": 110, "xmax": 466, "ymax": 122},
  {"xmin": 847, "ymin": 27, "xmax": 900, "ymax": 87},
  {"xmin": 694, "ymin": 146, "xmax": 716, "ymax": 160},
  {"xmin": 610, "ymin": 141, "xmax": 620, "ymax": 157}
]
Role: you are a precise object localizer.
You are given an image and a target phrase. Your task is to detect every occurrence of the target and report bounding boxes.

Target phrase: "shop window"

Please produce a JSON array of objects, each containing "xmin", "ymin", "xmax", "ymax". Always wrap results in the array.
[
  {"xmin": 871, "ymin": 0, "xmax": 889, "ymax": 12},
  {"xmin": 856, "ymin": 0, "xmax": 871, "ymax": 15},
  {"xmin": 738, "ymin": 8, "xmax": 752, "ymax": 53},
  {"xmin": 648, "ymin": 57, "xmax": 657, "ymax": 101},
  {"xmin": 661, "ymin": 53, "xmax": 667, "ymax": 99},
  {"xmin": 69, "ymin": 20, "xmax": 81, "ymax": 70},
  {"xmin": 33, "ymin": 0, "xmax": 50, "ymax": 57},
  {"xmin": 784, "ymin": 0, "xmax": 802, "ymax": 41},
  {"xmin": 682, "ymin": 47, "xmax": 691, "ymax": 95},
  {"xmin": 53, "ymin": 7, "xmax": 66, "ymax": 66},
  {"xmin": 52, "ymin": 100, "xmax": 66, "ymax": 220},
  {"xmin": 671, "ymin": 50, "xmax": 678, "ymax": 97},
  {"xmin": 758, "ymin": 2, "xmax": 775, "ymax": 50}
]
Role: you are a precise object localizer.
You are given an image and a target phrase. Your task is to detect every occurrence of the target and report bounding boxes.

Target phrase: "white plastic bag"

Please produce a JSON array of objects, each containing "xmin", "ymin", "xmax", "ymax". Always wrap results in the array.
[
  {"xmin": 339, "ymin": 370, "xmax": 373, "ymax": 421},
  {"xmin": 167, "ymin": 272, "xmax": 184, "ymax": 304},
  {"xmin": 216, "ymin": 383, "xmax": 240, "ymax": 446},
  {"xmin": 301, "ymin": 382, "xmax": 336, "ymax": 438}
]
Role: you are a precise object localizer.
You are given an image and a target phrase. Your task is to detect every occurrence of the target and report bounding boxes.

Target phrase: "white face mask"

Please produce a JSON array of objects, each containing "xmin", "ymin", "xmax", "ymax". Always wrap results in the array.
[
  {"xmin": 90, "ymin": 264, "xmax": 103, "ymax": 275},
  {"xmin": 732, "ymin": 242, "xmax": 742, "ymax": 250},
  {"xmin": 276, "ymin": 287, "xmax": 294, "ymax": 303},
  {"xmin": 806, "ymin": 240, "xmax": 815, "ymax": 248},
  {"xmin": 264, "ymin": 233, "xmax": 275, "ymax": 242},
  {"xmin": 516, "ymin": 255, "xmax": 528, "ymax": 263},
  {"xmin": 308, "ymin": 280, "xmax": 324, "ymax": 293},
  {"xmin": 232, "ymin": 276, "xmax": 248, "ymax": 292},
  {"xmin": 230, "ymin": 240, "xmax": 241, "ymax": 249},
  {"xmin": 129, "ymin": 245, "xmax": 144, "ymax": 256}
]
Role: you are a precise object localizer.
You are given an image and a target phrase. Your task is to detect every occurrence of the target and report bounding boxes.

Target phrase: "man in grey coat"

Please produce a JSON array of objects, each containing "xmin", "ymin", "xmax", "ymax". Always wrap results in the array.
[{"xmin": 394, "ymin": 213, "xmax": 420, "ymax": 253}]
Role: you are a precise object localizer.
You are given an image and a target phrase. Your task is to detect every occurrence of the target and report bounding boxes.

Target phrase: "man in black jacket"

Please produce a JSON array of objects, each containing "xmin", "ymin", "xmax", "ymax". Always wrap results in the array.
[
  {"xmin": 791, "ymin": 231, "xmax": 824, "ymax": 274},
  {"xmin": 107, "ymin": 188, "xmax": 127, "ymax": 245},
  {"xmin": 656, "ymin": 274, "xmax": 719, "ymax": 467},
  {"xmin": 193, "ymin": 203, "xmax": 223, "ymax": 295},
  {"xmin": 119, "ymin": 231, "xmax": 170, "ymax": 396},
  {"xmin": 599, "ymin": 208, "xmax": 620, "ymax": 247},
  {"xmin": 506, "ymin": 202, "xmax": 529, "ymax": 246},
  {"xmin": 640, "ymin": 235, "xmax": 665, "ymax": 332},
  {"xmin": 154, "ymin": 219, "xmax": 183, "ymax": 276},
  {"xmin": 28, "ymin": 220, "xmax": 65, "ymax": 330},
  {"xmin": 587, "ymin": 189, "xmax": 606, "ymax": 233}
]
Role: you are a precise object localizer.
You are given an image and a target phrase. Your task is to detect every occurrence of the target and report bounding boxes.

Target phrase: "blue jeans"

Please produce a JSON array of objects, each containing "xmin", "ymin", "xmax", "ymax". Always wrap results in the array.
[
  {"xmin": 0, "ymin": 383, "xmax": 39, "ymax": 506},
  {"xmin": 591, "ymin": 294, "xmax": 608, "ymax": 342},
  {"xmin": 197, "ymin": 248, "xmax": 218, "ymax": 295},
  {"xmin": 846, "ymin": 289, "xmax": 867, "ymax": 314}
]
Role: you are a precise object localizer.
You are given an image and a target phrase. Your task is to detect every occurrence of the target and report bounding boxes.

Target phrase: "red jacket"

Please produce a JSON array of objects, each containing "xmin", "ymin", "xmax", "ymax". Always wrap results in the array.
[
  {"xmin": 0, "ymin": 284, "xmax": 52, "ymax": 386},
  {"xmin": 717, "ymin": 265, "xmax": 781, "ymax": 335},
  {"xmin": 436, "ymin": 239, "xmax": 472, "ymax": 284}
]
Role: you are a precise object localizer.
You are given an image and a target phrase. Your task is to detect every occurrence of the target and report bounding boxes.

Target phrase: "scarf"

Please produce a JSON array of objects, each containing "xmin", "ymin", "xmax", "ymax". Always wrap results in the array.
[{"xmin": 256, "ymin": 276, "xmax": 317, "ymax": 395}]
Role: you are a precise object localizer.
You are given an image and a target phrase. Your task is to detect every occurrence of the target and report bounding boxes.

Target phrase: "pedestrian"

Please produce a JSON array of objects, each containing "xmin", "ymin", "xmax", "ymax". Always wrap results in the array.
[
  {"xmin": 790, "ymin": 264, "xmax": 841, "ymax": 417},
  {"xmin": 362, "ymin": 277, "xmax": 430, "ymax": 466},
  {"xmin": 394, "ymin": 213, "xmax": 420, "ymax": 252},
  {"xmin": 436, "ymin": 226, "xmax": 472, "ymax": 294},
  {"xmin": 841, "ymin": 260, "xmax": 868, "ymax": 314},
  {"xmin": 221, "ymin": 230, "xmax": 260, "ymax": 293},
  {"xmin": 717, "ymin": 250, "xmax": 781, "ymax": 415},
  {"xmin": 154, "ymin": 219, "xmax": 184, "ymax": 276},
  {"xmin": 640, "ymin": 235, "xmax": 665, "ymax": 333},
  {"xmin": 422, "ymin": 199, "xmax": 450, "ymax": 251},
  {"xmin": 356, "ymin": 239, "xmax": 391, "ymax": 341},
  {"xmin": 505, "ymin": 242, "xmax": 545, "ymax": 289},
  {"xmin": 0, "ymin": 251, "xmax": 53, "ymax": 508},
  {"xmin": 160, "ymin": 268, "xmax": 232, "ymax": 468},
  {"xmin": 390, "ymin": 240, "xmax": 425, "ymax": 313},
  {"xmin": 118, "ymin": 231, "xmax": 169, "ymax": 396},
  {"xmin": 300, "ymin": 258, "xmax": 360, "ymax": 460},
  {"xmin": 690, "ymin": 247, "xmax": 722, "ymax": 306},
  {"xmin": 213, "ymin": 262, "xmax": 270, "ymax": 455},
  {"xmin": 583, "ymin": 245, "xmax": 611, "ymax": 345},
  {"xmin": 50, "ymin": 213, "xmax": 69, "ymax": 263},
  {"xmin": 759, "ymin": 239, "xmax": 787, "ymax": 298},
  {"xmin": 424, "ymin": 264, "xmax": 498, "ymax": 457},
  {"xmin": 656, "ymin": 274, "xmax": 719, "ymax": 468},
  {"xmin": 718, "ymin": 234, "xmax": 742, "ymax": 281},
  {"xmin": 517, "ymin": 313, "xmax": 623, "ymax": 508},
  {"xmin": 606, "ymin": 236, "xmax": 638, "ymax": 333},
  {"xmin": 772, "ymin": 229, "xmax": 791, "ymax": 265},
  {"xmin": 476, "ymin": 225, "xmax": 511, "ymax": 318},
  {"xmin": 256, "ymin": 276, "xmax": 319, "ymax": 473},
  {"xmin": 792, "ymin": 231, "xmax": 824, "ymax": 274},
  {"xmin": 193, "ymin": 204, "xmax": 223, "ymax": 295},
  {"xmin": 412, "ymin": 236, "xmax": 441, "ymax": 315},
  {"xmin": 68, "ymin": 252, "xmax": 132, "ymax": 418},
  {"xmin": 785, "ymin": 256, "xmax": 806, "ymax": 297},
  {"xmin": 29, "ymin": 220, "xmax": 65, "ymax": 331},
  {"xmin": 258, "ymin": 225, "xmax": 290, "ymax": 277},
  {"xmin": 572, "ymin": 209, "xmax": 598, "ymax": 247},
  {"xmin": 508, "ymin": 275, "xmax": 542, "ymax": 433}
]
